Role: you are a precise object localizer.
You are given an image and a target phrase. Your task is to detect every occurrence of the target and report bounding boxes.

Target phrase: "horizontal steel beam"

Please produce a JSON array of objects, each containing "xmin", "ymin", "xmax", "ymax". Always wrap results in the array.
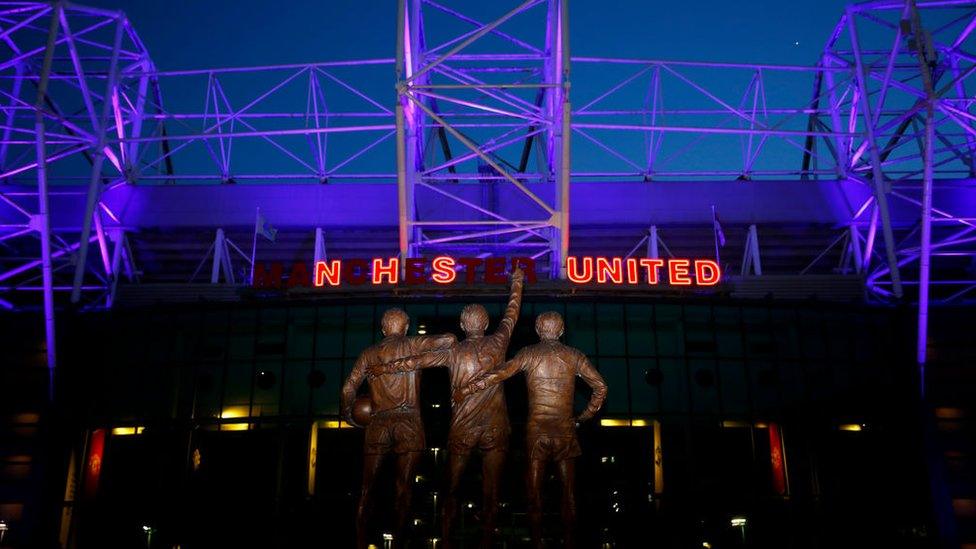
[{"xmin": 43, "ymin": 178, "xmax": 936, "ymax": 229}]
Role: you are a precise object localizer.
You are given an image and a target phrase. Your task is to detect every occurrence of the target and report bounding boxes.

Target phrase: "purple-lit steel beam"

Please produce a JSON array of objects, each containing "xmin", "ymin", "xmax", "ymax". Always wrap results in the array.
[
  {"xmin": 71, "ymin": 14, "xmax": 124, "ymax": 303},
  {"xmin": 33, "ymin": 2, "xmax": 60, "ymax": 401},
  {"xmin": 847, "ymin": 7, "xmax": 905, "ymax": 298},
  {"xmin": 910, "ymin": 0, "xmax": 937, "ymax": 390},
  {"xmin": 0, "ymin": 0, "xmax": 975, "ymax": 317}
]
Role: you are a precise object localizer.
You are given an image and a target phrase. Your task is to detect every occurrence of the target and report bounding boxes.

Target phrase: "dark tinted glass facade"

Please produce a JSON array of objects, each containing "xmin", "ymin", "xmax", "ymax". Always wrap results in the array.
[{"xmin": 0, "ymin": 298, "xmax": 948, "ymax": 547}]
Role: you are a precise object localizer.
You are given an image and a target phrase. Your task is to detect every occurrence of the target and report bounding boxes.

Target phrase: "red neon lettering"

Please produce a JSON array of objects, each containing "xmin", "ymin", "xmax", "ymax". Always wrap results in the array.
[
  {"xmin": 457, "ymin": 257, "xmax": 483, "ymax": 284},
  {"xmin": 638, "ymin": 258, "xmax": 664, "ymax": 284},
  {"xmin": 405, "ymin": 258, "xmax": 426, "ymax": 285},
  {"xmin": 253, "ymin": 262, "xmax": 284, "ymax": 289},
  {"xmin": 668, "ymin": 259, "xmax": 692, "ymax": 285},
  {"xmin": 694, "ymin": 259, "xmax": 721, "ymax": 286},
  {"xmin": 287, "ymin": 262, "xmax": 311, "ymax": 288},
  {"xmin": 431, "ymin": 256, "xmax": 456, "ymax": 284},
  {"xmin": 626, "ymin": 258, "xmax": 639, "ymax": 284},
  {"xmin": 485, "ymin": 257, "xmax": 507, "ymax": 284},
  {"xmin": 566, "ymin": 257, "xmax": 593, "ymax": 283},
  {"xmin": 596, "ymin": 257, "xmax": 623, "ymax": 284},
  {"xmin": 314, "ymin": 260, "xmax": 341, "ymax": 287},
  {"xmin": 345, "ymin": 259, "xmax": 369, "ymax": 285},
  {"xmin": 371, "ymin": 258, "xmax": 399, "ymax": 284},
  {"xmin": 511, "ymin": 257, "xmax": 538, "ymax": 283}
]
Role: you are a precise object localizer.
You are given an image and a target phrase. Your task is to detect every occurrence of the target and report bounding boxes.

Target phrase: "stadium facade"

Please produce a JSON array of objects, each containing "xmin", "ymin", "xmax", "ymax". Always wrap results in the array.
[{"xmin": 1, "ymin": 1, "xmax": 975, "ymax": 547}]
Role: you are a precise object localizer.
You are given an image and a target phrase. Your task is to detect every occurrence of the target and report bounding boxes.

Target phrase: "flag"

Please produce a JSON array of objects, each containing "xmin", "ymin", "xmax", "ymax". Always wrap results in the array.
[
  {"xmin": 256, "ymin": 210, "xmax": 277, "ymax": 242},
  {"xmin": 769, "ymin": 422, "xmax": 787, "ymax": 495},
  {"xmin": 653, "ymin": 419, "xmax": 664, "ymax": 495},
  {"xmin": 83, "ymin": 429, "xmax": 106, "ymax": 499},
  {"xmin": 712, "ymin": 205, "xmax": 726, "ymax": 247}
]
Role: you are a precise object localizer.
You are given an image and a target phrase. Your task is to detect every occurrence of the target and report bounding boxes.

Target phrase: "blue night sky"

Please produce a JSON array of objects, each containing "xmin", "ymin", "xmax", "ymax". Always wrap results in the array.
[
  {"xmin": 88, "ymin": 0, "xmax": 854, "ymax": 68},
  {"xmin": 73, "ymin": 0, "xmax": 880, "ymax": 180}
]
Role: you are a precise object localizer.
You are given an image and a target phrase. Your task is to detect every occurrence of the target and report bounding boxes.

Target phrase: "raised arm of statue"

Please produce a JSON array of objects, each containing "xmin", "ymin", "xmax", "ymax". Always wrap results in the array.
[
  {"xmin": 575, "ymin": 354, "xmax": 608, "ymax": 422},
  {"xmin": 492, "ymin": 267, "xmax": 524, "ymax": 346}
]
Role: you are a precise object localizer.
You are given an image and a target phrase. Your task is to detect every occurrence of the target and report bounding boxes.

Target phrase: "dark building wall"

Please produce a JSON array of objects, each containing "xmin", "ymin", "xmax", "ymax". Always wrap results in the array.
[{"xmin": 0, "ymin": 297, "xmax": 962, "ymax": 548}]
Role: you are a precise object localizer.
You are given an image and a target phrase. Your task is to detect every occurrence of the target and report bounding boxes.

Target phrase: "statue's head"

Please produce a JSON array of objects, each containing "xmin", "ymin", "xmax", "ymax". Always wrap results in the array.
[
  {"xmin": 381, "ymin": 308, "xmax": 410, "ymax": 337},
  {"xmin": 535, "ymin": 311, "xmax": 564, "ymax": 341},
  {"xmin": 460, "ymin": 304, "xmax": 489, "ymax": 336}
]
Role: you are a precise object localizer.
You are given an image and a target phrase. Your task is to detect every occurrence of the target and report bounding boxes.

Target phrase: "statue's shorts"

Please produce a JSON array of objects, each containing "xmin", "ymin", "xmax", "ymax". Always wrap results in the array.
[
  {"xmin": 527, "ymin": 433, "xmax": 582, "ymax": 462},
  {"xmin": 448, "ymin": 423, "xmax": 510, "ymax": 455},
  {"xmin": 364, "ymin": 410, "xmax": 425, "ymax": 455}
]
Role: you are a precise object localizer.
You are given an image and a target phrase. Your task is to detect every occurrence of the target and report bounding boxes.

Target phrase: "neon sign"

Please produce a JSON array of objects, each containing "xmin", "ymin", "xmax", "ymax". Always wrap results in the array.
[{"xmin": 251, "ymin": 256, "xmax": 721, "ymax": 289}]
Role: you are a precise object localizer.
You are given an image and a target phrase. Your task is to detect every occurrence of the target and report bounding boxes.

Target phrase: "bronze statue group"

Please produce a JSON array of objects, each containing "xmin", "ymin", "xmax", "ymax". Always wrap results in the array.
[{"xmin": 341, "ymin": 268, "xmax": 608, "ymax": 549}]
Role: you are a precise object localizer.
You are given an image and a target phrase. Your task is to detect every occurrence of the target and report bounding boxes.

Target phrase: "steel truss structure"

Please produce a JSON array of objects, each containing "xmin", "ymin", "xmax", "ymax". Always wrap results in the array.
[{"xmin": 0, "ymin": 0, "xmax": 975, "ymax": 388}]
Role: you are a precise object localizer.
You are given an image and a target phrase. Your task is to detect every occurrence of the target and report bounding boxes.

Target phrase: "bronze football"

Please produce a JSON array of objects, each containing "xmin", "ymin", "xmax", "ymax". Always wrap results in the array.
[{"xmin": 352, "ymin": 395, "xmax": 373, "ymax": 426}]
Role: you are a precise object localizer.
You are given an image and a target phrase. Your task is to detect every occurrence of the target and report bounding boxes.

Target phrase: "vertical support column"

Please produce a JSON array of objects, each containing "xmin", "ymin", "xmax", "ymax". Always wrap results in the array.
[
  {"xmin": 34, "ymin": 4, "xmax": 63, "ymax": 401},
  {"xmin": 648, "ymin": 226, "xmax": 659, "ymax": 259},
  {"xmin": 126, "ymin": 56, "xmax": 153, "ymax": 180},
  {"xmin": 71, "ymin": 15, "xmax": 125, "ymax": 303},
  {"xmin": 741, "ymin": 225, "xmax": 762, "ymax": 277},
  {"xmin": 801, "ymin": 66, "xmax": 824, "ymax": 180},
  {"xmin": 910, "ymin": 1, "xmax": 936, "ymax": 394},
  {"xmin": 211, "ymin": 228, "xmax": 230, "ymax": 284},
  {"xmin": 849, "ymin": 224, "xmax": 863, "ymax": 275},
  {"xmin": 406, "ymin": 0, "xmax": 423, "ymax": 259},
  {"xmin": 822, "ymin": 56, "xmax": 850, "ymax": 176},
  {"xmin": 108, "ymin": 228, "xmax": 125, "ymax": 307},
  {"xmin": 395, "ymin": 0, "xmax": 423, "ymax": 262},
  {"xmin": 550, "ymin": 0, "xmax": 571, "ymax": 279},
  {"xmin": 847, "ymin": 8, "xmax": 903, "ymax": 298},
  {"xmin": 313, "ymin": 228, "xmax": 327, "ymax": 265}
]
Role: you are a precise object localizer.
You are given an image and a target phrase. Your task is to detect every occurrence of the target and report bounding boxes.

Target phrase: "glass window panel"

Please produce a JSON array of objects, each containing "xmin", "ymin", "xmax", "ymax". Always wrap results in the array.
[
  {"xmin": 625, "ymin": 304, "xmax": 655, "ymax": 356},
  {"xmin": 798, "ymin": 311, "xmax": 826, "ymax": 360},
  {"xmin": 772, "ymin": 310, "xmax": 799, "ymax": 358},
  {"xmin": 281, "ymin": 361, "xmax": 311, "ymax": 416},
  {"xmin": 689, "ymin": 359, "xmax": 719, "ymax": 415},
  {"xmin": 260, "ymin": 307, "xmax": 288, "ymax": 327},
  {"xmin": 742, "ymin": 307, "xmax": 767, "ymax": 325},
  {"xmin": 311, "ymin": 359, "xmax": 343, "ymax": 416},
  {"xmin": 779, "ymin": 359, "xmax": 804, "ymax": 404},
  {"xmin": 717, "ymin": 359, "xmax": 749, "ymax": 415},
  {"xmin": 315, "ymin": 307, "xmax": 345, "ymax": 358},
  {"xmin": 659, "ymin": 358, "xmax": 688, "ymax": 414},
  {"xmin": 628, "ymin": 358, "xmax": 660, "ymax": 414},
  {"xmin": 683, "ymin": 305, "xmax": 709, "ymax": 322},
  {"xmin": 596, "ymin": 357, "xmax": 629, "ymax": 415},
  {"xmin": 655, "ymin": 305, "xmax": 682, "ymax": 357},
  {"xmin": 825, "ymin": 313, "xmax": 853, "ymax": 361},
  {"xmin": 684, "ymin": 322, "xmax": 716, "ymax": 356},
  {"xmin": 746, "ymin": 327, "xmax": 775, "ymax": 357},
  {"xmin": 344, "ymin": 306, "xmax": 375, "ymax": 356},
  {"xmin": 437, "ymin": 303, "xmax": 466, "ymax": 320},
  {"xmin": 195, "ymin": 333, "xmax": 227, "ymax": 361},
  {"xmin": 286, "ymin": 320, "xmax": 315, "ymax": 360},
  {"xmin": 223, "ymin": 360, "xmax": 254, "ymax": 410},
  {"xmin": 595, "ymin": 303, "xmax": 625, "ymax": 356},
  {"xmin": 228, "ymin": 331, "xmax": 254, "ymax": 360},
  {"xmin": 749, "ymin": 359, "xmax": 780, "ymax": 411},
  {"xmin": 565, "ymin": 303, "xmax": 596, "ymax": 356},
  {"xmin": 193, "ymin": 361, "xmax": 222, "ymax": 420},
  {"xmin": 252, "ymin": 361, "xmax": 281, "ymax": 417},
  {"xmin": 229, "ymin": 309, "xmax": 256, "ymax": 333}
]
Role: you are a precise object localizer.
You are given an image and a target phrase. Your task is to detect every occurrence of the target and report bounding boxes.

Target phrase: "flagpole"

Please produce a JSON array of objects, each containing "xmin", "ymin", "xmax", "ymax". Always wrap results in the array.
[
  {"xmin": 250, "ymin": 206, "xmax": 259, "ymax": 285},
  {"xmin": 711, "ymin": 204, "xmax": 721, "ymax": 266}
]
